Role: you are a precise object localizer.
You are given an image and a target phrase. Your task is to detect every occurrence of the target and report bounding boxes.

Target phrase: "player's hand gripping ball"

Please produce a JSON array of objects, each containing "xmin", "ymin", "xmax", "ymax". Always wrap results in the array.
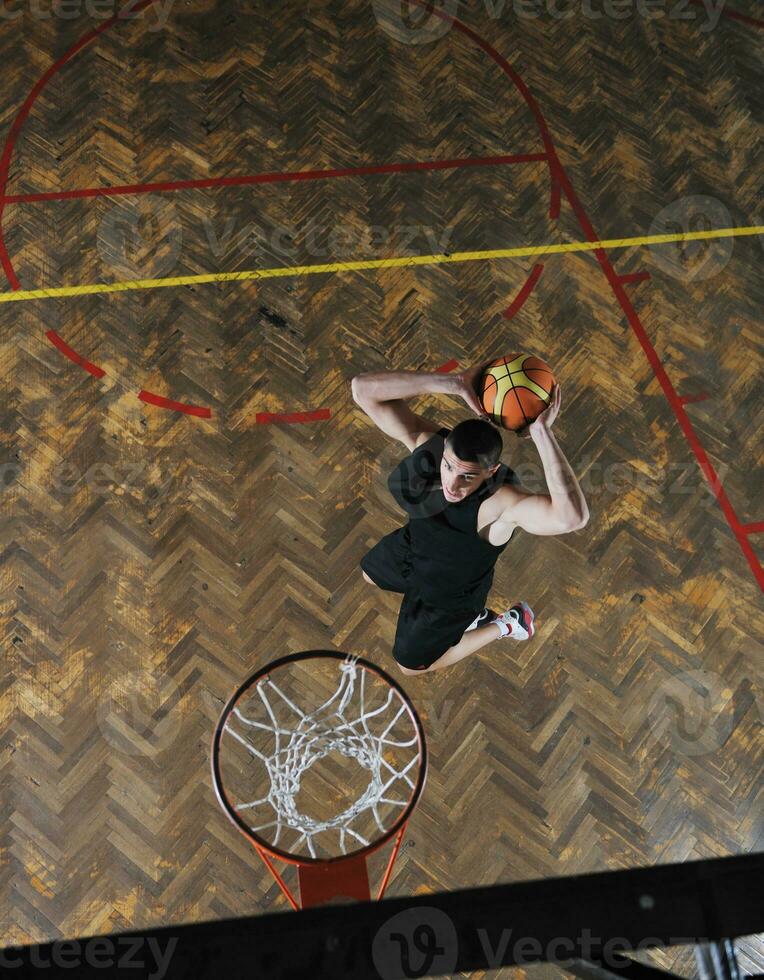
[{"xmin": 479, "ymin": 353, "xmax": 556, "ymax": 433}]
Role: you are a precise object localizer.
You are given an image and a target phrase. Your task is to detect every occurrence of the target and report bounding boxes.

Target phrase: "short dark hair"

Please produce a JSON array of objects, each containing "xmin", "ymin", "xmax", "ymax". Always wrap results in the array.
[{"xmin": 445, "ymin": 419, "xmax": 503, "ymax": 470}]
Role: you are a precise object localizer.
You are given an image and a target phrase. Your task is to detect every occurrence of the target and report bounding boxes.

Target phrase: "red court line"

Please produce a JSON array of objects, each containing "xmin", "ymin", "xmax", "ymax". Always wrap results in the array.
[
  {"xmin": 46, "ymin": 330, "xmax": 106, "ymax": 379},
  {"xmin": 255, "ymin": 409, "xmax": 332, "ymax": 425},
  {"xmin": 688, "ymin": 0, "xmax": 764, "ymax": 28},
  {"xmin": 417, "ymin": 0, "xmax": 763, "ymax": 592},
  {"xmin": 0, "ymin": 0, "xmax": 159, "ymax": 290},
  {"xmin": 503, "ymin": 263, "xmax": 544, "ymax": 319},
  {"xmin": 138, "ymin": 390, "xmax": 212, "ymax": 418},
  {"xmin": 0, "ymin": 0, "xmax": 216, "ymax": 420},
  {"xmin": 49, "ymin": 329, "xmax": 214, "ymax": 417},
  {"xmin": 5, "ymin": 153, "xmax": 547, "ymax": 205},
  {"xmin": 435, "ymin": 359, "xmax": 460, "ymax": 373},
  {"xmin": 679, "ymin": 392, "xmax": 711, "ymax": 405},
  {"xmin": 0, "ymin": 4, "xmax": 544, "ymax": 422},
  {"xmin": 424, "ymin": 6, "xmax": 565, "ymax": 227},
  {"xmin": 5, "ymin": 0, "xmax": 760, "ymax": 489},
  {"xmin": 741, "ymin": 522, "xmax": 764, "ymax": 535},
  {"xmin": 257, "ymin": 360, "xmax": 457, "ymax": 423},
  {"xmin": 618, "ymin": 271, "xmax": 651, "ymax": 286}
]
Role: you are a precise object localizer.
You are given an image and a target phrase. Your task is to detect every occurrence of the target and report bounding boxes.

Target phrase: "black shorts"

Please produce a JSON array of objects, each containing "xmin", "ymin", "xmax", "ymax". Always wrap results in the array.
[{"xmin": 360, "ymin": 527, "xmax": 485, "ymax": 671}]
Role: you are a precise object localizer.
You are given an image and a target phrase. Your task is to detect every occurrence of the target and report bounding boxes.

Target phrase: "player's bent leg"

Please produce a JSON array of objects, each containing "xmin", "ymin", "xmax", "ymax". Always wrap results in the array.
[
  {"xmin": 392, "ymin": 635, "xmax": 434, "ymax": 675},
  {"xmin": 392, "ymin": 632, "xmax": 438, "ymax": 676},
  {"xmin": 424, "ymin": 622, "xmax": 503, "ymax": 672},
  {"xmin": 394, "ymin": 626, "xmax": 497, "ymax": 674},
  {"xmin": 391, "ymin": 593, "xmax": 495, "ymax": 675},
  {"xmin": 361, "ymin": 569, "xmax": 377, "ymax": 586},
  {"xmin": 390, "ymin": 594, "xmax": 538, "ymax": 676}
]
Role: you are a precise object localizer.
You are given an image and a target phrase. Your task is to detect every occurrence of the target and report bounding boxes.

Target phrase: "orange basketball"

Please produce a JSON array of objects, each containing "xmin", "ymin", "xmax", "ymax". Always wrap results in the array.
[{"xmin": 480, "ymin": 353, "xmax": 555, "ymax": 431}]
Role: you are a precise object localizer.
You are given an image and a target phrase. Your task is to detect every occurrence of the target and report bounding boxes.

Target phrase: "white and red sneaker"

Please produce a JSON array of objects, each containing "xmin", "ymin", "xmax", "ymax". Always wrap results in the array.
[{"xmin": 491, "ymin": 602, "xmax": 536, "ymax": 640}]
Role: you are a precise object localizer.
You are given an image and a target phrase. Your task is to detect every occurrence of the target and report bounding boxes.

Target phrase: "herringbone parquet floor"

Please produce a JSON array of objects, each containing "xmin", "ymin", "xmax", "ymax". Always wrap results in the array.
[{"xmin": 1, "ymin": 0, "xmax": 762, "ymax": 976}]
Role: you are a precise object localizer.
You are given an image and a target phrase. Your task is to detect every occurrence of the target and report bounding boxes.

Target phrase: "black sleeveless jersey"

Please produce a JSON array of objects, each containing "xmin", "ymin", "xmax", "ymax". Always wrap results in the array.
[{"xmin": 387, "ymin": 428, "xmax": 522, "ymax": 607}]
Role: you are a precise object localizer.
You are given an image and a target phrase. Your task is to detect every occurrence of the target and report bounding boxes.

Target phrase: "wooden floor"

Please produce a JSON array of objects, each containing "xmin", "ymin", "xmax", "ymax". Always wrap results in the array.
[{"xmin": 1, "ymin": 0, "xmax": 762, "ymax": 975}]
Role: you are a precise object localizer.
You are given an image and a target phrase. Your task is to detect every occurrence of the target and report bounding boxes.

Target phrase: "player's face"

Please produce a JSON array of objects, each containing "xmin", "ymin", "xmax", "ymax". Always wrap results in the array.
[{"xmin": 440, "ymin": 448, "xmax": 494, "ymax": 502}]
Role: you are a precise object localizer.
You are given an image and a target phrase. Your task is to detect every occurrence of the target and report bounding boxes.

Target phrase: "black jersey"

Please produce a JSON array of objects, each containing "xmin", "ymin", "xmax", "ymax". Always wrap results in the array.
[{"xmin": 387, "ymin": 428, "xmax": 521, "ymax": 607}]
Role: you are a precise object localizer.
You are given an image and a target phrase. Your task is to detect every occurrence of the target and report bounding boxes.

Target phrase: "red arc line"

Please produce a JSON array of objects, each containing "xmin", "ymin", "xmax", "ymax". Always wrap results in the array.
[
  {"xmin": 0, "ymin": 0, "xmax": 159, "ymax": 290},
  {"xmin": 0, "ymin": 0, "xmax": 212, "ymax": 420},
  {"xmin": 46, "ymin": 330, "xmax": 106, "ymax": 378},
  {"xmin": 6, "ymin": 0, "xmax": 764, "ymax": 575},
  {"xmin": 414, "ymin": 0, "xmax": 763, "ymax": 592},
  {"xmin": 0, "ymin": 4, "xmax": 543, "ymax": 418},
  {"xmin": 0, "ymin": 0, "xmax": 217, "ymax": 418},
  {"xmin": 137, "ymin": 390, "xmax": 212, "ymax": 418}
]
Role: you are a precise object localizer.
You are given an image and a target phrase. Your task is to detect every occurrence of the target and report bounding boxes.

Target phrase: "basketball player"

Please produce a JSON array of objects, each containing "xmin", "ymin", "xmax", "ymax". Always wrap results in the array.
[{"xmin": 352, "ymin": 364, "xmax": 589, "ymax": 675}]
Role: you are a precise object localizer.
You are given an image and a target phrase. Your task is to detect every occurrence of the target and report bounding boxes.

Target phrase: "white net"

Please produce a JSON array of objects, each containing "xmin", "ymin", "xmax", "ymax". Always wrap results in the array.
[{"xmin": 219, "ymin": 655, "xmax": 424, "ymax": 859}]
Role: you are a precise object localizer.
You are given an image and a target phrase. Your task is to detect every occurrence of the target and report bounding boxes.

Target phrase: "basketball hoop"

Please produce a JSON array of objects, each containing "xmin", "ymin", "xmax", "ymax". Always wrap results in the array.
[{"xmin": 211, "ymin": 650, "xmax": 427, "ymax": 909}]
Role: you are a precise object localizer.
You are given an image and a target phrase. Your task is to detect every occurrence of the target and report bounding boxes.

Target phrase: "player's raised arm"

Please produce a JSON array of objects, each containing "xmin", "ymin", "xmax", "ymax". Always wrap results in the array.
[
  {"xmin": 350, "ymin": 367, "xmax": 489, "ymax": 452},
  {"xmin": 511, "ymin": 383, "xmax": 589, "ymax": 531}
]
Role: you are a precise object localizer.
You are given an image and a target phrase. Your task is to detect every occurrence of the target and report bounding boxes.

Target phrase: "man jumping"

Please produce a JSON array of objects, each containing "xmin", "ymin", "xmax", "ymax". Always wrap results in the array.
[{"xmin": 352, "ymin": 363, "xmax": 589, "ymax": 676}]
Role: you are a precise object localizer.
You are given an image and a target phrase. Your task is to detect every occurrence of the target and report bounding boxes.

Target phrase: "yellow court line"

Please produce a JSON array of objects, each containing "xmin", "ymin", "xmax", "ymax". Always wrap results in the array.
[{"xmin": 1, "ymin": 224, "xmax": 762, "ymax": 303}]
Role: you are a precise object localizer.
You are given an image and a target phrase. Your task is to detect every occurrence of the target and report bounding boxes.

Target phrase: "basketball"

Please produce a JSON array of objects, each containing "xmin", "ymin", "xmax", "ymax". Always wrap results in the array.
[{"xmin": 480, "ymin": 353, "xmax": 555, "ymax": 431}]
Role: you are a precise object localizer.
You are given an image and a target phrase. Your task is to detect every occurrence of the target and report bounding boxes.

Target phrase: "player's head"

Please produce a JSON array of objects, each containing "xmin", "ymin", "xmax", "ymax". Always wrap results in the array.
[{"xmin": 441, "ymin": 419, "xmax": 502, "ymax": 503}]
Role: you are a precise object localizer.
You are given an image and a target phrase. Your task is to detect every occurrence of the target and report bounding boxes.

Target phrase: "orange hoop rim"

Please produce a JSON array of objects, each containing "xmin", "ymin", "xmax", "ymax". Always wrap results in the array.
[{"xmin": 210, "ymin": 649, "xmax": 428, "ymax": 866}]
